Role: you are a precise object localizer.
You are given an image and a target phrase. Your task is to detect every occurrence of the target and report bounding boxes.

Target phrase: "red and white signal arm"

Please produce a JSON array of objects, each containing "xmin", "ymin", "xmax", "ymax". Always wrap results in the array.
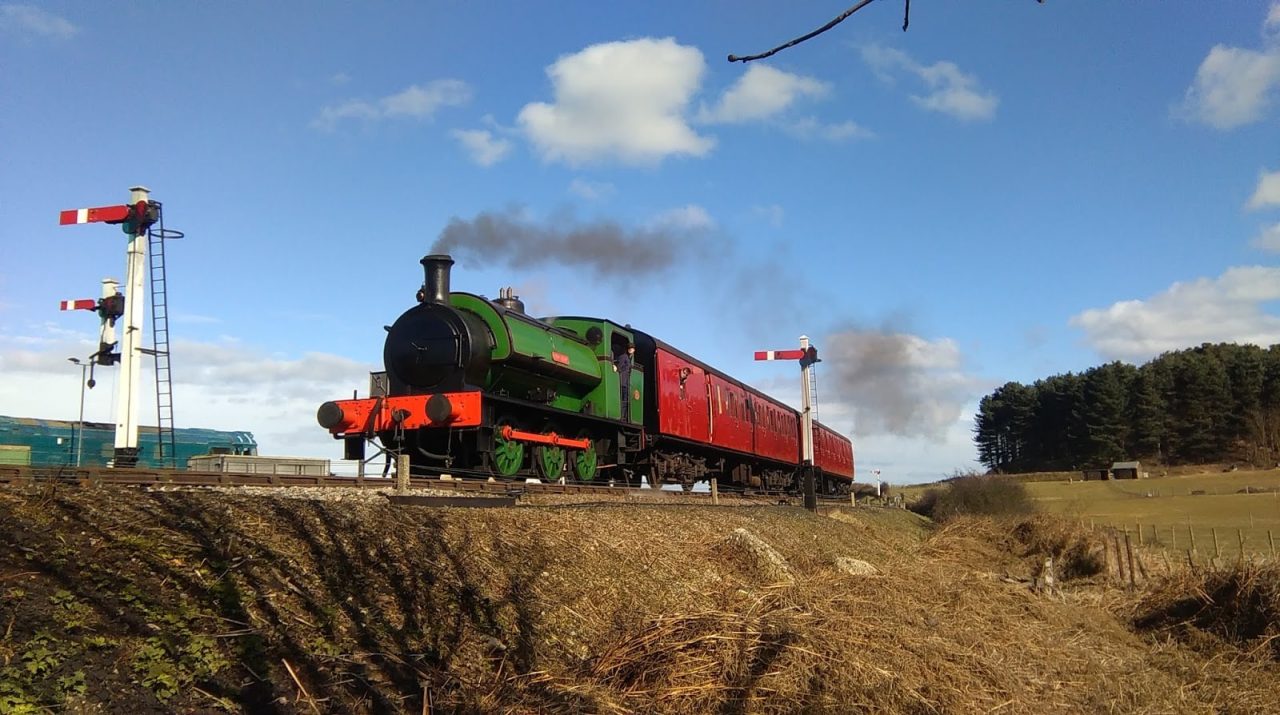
[
  {"xmin": 59, "ymin": 299, "xmax": 97, "ymax": 311},
  {"xmin": 58, "ymin": 205, "xmax": 133, "ymax": 226},
  {"xmin": 754, "ymin": 349, "xmax": 807, "ymax": 361}
]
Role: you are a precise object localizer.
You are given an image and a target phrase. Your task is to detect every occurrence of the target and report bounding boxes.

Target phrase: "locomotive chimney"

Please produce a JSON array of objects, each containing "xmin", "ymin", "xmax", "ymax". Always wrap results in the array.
[{"xmin": 420, "ymin": 254, "xmax": 454, "ymax": 305}]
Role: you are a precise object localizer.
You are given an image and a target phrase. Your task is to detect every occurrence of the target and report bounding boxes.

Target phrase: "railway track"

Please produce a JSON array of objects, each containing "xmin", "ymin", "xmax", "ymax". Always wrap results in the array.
[{"xmin": 0, "ymin": 465, "xmax": 823, "ymax": 504}]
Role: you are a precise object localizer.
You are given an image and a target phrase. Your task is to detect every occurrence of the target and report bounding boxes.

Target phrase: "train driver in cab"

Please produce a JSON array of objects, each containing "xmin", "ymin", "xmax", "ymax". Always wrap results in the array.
[{"xmin": 614, "ymin": 341, "xmax": 635, "ymax": 421}]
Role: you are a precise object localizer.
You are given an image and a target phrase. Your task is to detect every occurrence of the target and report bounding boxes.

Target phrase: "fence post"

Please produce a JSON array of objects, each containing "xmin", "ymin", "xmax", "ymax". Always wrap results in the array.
[
  {"xmin": 1138, "ymin": 523, "xmax": 1144, "ymax": 546},
  {"xmin": 1114, "ymin": 532, "xmax": 1127, "ymax": 584},
  {"xmin": 1269, "ymin": 530, "xmax": 1275, "ymax": 558},
  {"xmin": 1171, "ymin": 525, "xmax": 1176, "ymax": 550},
  {"xmin": 396, "ymin": 453, "xmax": 409, "ymax": 495},
  {"xmin": 1124, "ymin": 533, "xmax": 1137, "ymax": 588},
  {"xmin": 1237, "ymin": 529, "xmax": 1245, "ymax": 561},
  {"xmin": 1212, "ymin": 528, "xmax": 1220, "ymax": 560},
  {"xmin": 710, "ymin": 478, "xmax": 719, "ymax": 506}
]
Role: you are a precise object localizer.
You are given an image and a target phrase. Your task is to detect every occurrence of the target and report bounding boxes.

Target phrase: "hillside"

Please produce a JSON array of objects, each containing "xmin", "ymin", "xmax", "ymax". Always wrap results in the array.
[{"xmin": 1, "ymin": 486, "xmax": 1278, "ymax": 713}]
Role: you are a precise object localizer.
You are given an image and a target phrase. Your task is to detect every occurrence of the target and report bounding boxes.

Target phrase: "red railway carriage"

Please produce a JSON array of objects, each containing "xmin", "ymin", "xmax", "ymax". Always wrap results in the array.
[
  {"xmin": 652, "ymin": 349, "xmax": 711, "ymax": 444},
  {"xmin": 750, "ymin": 394, "xmax": 799, "ymax": 465},
  {"xmin": 813, "ymin": 422, "xmax": 855, "ymax": 480},
  {"xmin": 633, "ymin": 331, "xmax": 854, "ymax": 492}
]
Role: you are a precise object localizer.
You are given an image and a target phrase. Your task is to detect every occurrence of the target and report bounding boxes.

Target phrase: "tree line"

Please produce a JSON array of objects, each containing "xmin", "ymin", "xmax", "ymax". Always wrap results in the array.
[{"xmin": 974, "ymin": 343, "xmax": 1280, "ymax": 473}]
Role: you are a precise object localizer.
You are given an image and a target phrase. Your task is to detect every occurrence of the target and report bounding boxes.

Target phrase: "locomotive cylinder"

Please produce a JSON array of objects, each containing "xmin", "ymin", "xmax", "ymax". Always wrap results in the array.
[{"xmin": 421, "ymin": 254, "xmax": 454, "ymax": 305}]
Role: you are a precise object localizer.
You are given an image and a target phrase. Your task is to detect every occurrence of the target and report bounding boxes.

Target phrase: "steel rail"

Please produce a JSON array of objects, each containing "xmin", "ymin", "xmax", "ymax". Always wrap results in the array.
[{"xmin": 0, "ymin": 465, "xmax": 802, "ymax": 502}]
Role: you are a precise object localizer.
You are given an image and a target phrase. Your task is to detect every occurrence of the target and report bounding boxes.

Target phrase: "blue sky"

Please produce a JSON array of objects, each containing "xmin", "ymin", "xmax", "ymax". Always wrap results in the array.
[{"xmin": 2, "ymin": 1, "xmax": 1279, "ymax": 482}]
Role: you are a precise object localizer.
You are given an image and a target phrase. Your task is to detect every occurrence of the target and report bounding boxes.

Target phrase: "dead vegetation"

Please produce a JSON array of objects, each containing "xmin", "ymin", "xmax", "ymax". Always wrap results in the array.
[{"xmin": 0, "ymin": 486, "xmax": 1277, "ymax": 713}]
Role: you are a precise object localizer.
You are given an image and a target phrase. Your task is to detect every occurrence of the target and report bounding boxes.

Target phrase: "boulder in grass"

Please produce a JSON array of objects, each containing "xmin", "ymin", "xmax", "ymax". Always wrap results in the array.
[
  {"xmin": 834, "ymin": 557, "xmax": 879, "ymax": 576},
  {"xmin": 716, "ymin": 527, "xmax": 793, "ymax": 584}
]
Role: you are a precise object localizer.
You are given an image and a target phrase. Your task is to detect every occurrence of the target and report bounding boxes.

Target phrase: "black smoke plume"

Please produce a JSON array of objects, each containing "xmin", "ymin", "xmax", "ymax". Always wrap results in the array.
[
  {"xmin": 432, "ymin": 208, "xmax": 713, "ymax": 279},
  {"xmin": 822, "ymin": 327, "xmax": 981, "ymax": 441}
]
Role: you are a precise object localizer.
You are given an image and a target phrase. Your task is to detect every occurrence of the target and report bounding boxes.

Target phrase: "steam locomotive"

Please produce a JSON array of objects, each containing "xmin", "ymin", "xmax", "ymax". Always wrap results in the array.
[{"xmin": 317, "ymin": 255, "xmax": 854, "ymax": 493}]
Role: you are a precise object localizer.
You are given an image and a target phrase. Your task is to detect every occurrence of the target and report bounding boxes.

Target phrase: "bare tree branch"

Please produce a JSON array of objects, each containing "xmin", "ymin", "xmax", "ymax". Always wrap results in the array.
[
  {"xmin": 727, "ymin": 0, "xmax": 882, "ymax": 63},
  {"xmin": 727, "ymin": 0, "xmax": 1046, "ymax": 64}
]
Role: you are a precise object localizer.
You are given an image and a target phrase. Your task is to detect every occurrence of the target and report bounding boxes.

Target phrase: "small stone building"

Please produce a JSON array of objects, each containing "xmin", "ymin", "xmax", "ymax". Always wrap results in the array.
[
  {"xmin": 1111, "ymin": 461, "xmax": 1144, "ymax": 479},
  {"xmin": 1081, "ymin": 467, "xmax": 1110, "ymax": 481}
]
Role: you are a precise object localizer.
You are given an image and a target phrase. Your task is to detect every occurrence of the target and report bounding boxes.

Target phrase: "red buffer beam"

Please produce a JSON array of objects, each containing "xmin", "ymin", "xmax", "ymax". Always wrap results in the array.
[{"xmin": 58, "ymin": 204, "xmax": 132, "ymax": 225}]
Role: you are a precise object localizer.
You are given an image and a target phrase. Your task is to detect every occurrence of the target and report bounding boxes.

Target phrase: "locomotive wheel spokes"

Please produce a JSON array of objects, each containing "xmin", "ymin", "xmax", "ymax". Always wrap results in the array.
[
  {"xmin": 534, "ymin": 443, "xmax": 565, "ymax": 480},
  {"xmin": 573, "ymin": 431, "xmax": 598, "ymax": 481},
  {"xmin": 491, "ymin": 419, "xmax": 525, "ymax": 477},
  {"xmin": 533, "ymin": 422, "xmax": 566, "ymax": 480}
]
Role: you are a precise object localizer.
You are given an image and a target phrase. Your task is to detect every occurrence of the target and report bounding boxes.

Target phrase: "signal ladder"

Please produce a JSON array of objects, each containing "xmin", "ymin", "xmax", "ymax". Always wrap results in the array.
[
  {"xmin": 146, "ymin": 205, "xmax": 183, "ymax": 468},
  {"xmin": 807, "ymin": 363, "xmax": 819, "ymax": 423}
]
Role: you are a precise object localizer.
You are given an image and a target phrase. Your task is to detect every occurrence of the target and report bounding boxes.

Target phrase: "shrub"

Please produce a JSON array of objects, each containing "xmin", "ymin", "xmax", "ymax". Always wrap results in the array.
[{"xmin": 910, "ymin": 473, "xmax": 1034, "ymax": 522}]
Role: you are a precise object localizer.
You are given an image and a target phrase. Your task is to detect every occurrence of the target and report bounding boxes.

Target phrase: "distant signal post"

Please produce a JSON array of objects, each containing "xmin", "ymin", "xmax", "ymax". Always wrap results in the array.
[
  {"xmin": 58, "ymin": 187, "xmax": 158, "ymax": 467},
  {"xmin": 755, "ymin": 336, "xmax": 821, "ymax": 510}
]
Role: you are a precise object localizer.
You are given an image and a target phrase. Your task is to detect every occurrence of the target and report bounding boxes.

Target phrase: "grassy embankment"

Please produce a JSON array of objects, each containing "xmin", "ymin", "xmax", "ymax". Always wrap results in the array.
[{"xmin": 4, "ymin": 486, "xmax": 1279, "ymax": 712}]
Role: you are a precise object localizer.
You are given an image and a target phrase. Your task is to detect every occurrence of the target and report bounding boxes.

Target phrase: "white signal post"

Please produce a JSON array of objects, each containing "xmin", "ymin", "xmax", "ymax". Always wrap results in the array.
[
  {"xmin": 753, "ymin": 336, "xmax": 818, "ymax": 465},
  {"xmin": 799, "ymin": 335, "xmax": 814, "ymax": 466},
  {"xmin": 754, "ymin": 336, "xmax": 820, "ymax": 509},
  {"xmin": 58, "ymin": 186, "xmax": 155, "ymax": 467},
  {"xmin": 116, "ymin": 186, "xmax": 150, "ymax": 465}
]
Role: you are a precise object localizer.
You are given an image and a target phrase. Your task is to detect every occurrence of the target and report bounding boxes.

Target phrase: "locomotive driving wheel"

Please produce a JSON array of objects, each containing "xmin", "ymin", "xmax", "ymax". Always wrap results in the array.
[
  {"xmin": 572, "ymin": 429, "xmax": 598, "ymax": 482},
  {"xmin": 489, "ymin": 418, "xmax": 525, "ymax": 478},
  {"xmin": 533, "ymin": 422, "xmax": 566, "ymax": 480}
]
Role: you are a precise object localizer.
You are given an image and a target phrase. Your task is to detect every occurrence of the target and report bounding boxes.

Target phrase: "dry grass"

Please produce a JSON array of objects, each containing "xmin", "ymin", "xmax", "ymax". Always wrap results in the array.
[{"xmin": 1, "ymin": 489, "xmax": 1278, "ymax": 713}]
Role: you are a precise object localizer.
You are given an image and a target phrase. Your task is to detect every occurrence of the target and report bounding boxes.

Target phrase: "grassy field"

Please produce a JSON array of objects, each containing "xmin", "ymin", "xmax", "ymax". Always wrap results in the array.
[
  {"xmin": 892, "ymin": 467, "xmax": 1280, "ymax": 559},
  {"xmin": 1025, "ymin": 469, "xmax": 1280, "ymax": 559}
]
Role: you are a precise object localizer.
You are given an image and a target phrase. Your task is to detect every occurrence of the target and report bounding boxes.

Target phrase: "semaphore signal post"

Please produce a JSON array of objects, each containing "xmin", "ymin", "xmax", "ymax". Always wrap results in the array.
[
  {"xmin": 755, "ymin": 335, "xmax": 821, "ymax": 510},
  {"xmin": 58, "ymin": 186, "xmax": 164, "ymax": 468}
]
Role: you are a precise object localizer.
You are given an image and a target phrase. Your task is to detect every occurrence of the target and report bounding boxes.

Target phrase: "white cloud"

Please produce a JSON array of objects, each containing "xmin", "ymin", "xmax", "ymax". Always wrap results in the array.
[
  {"xmin": 822, "ymin": 329, "xmax": 984, "ymax": 441},
  {"xmin": 568, "ymin": 178, "xmax": 616, "ymax": 201},
  {"xmin": 784, "ymin": 116, "xmax": 874, "ymax": 141},
  {"xmin": 517, "ymin": 38, "xmax": 714, "ymax": 165},
  {"xmin": 860, "ymin": 45, "xmax": 998, "ymax": 122},
  {"xmin": 451, "ymin": 129, "xmax": 513, "ymax": 167},
  {"xmin": 0, "ymin": 328, "xmax": 375, "ymax": 460},
  {"xmin": 1070, "ymin": 266, "xmax": 1280, "ymax": 361},
  {"xmin": 0, "ymin": 4, "xmax": 77, "ymax": 39},
  {"xmin": 649, "ymin": 204, "xmax": 715, "ymax": 231},
  {"xmin": 1182, "ymin": 45, "xmax": 1280, "ymax": 129},
  {"xmin": 1252, "ymin": 222, "xmax": 1280, "ymax": 252},
  {"xmin": 1181, "ymin": 5, "xmax": 1280, "ymax": 129},
  {"xmin": 313, "ymin": 80, "xmax": 472, "ymax": 130},
  {"xmin": 1248, "ymin": 168, "xmax": 1280, "ymax": 209},
  {"xmin": 852, "ymin": 414, "xmax": 983, "ymax": 484},
  {"xmin": 697, "ymin": 64, "xmax": 829, "ymax": 123}
]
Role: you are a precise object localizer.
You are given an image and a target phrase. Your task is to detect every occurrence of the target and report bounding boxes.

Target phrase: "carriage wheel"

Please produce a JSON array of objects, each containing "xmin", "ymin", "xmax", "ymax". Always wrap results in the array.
[
  {"xmin": 572, "ymin": 430, "xmax": 599, "ymax": 482},
  {"xmin": 490, "ymin": 418, "xmax": 525, "ymax": 478}
]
